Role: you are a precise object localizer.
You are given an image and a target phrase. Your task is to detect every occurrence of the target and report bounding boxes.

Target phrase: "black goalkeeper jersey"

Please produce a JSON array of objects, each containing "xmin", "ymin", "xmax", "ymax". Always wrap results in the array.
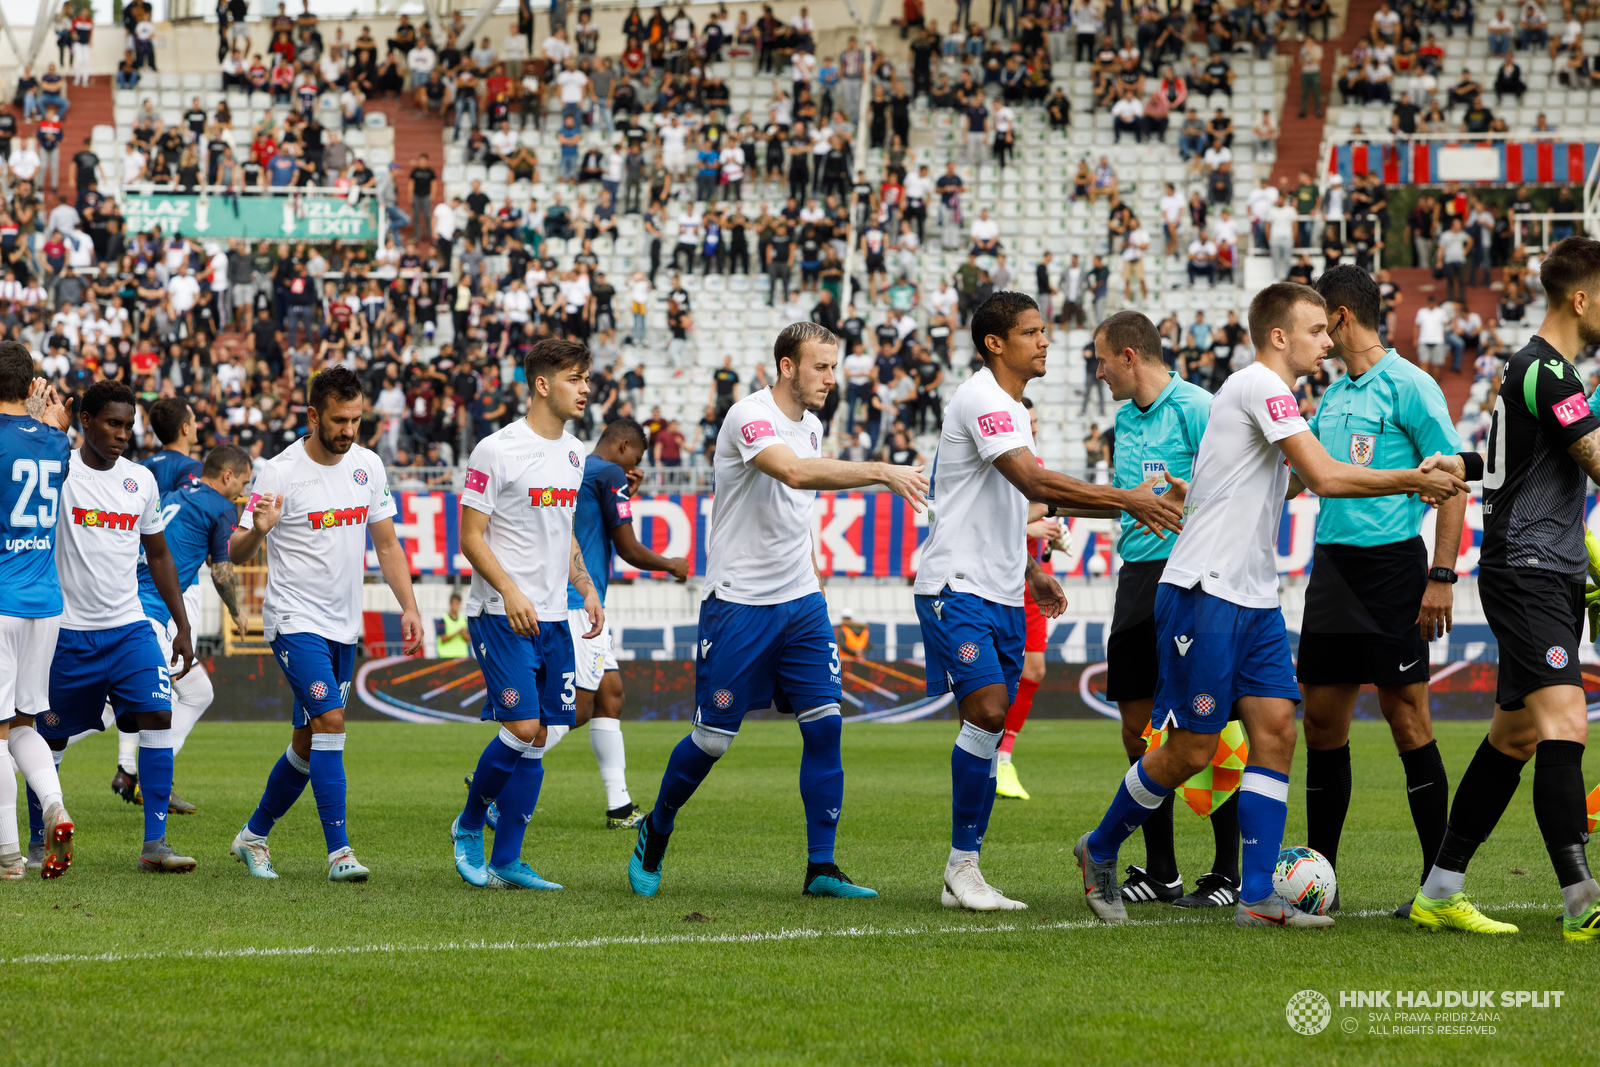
[{"xmin": 1481, "ymin": 336, "xmax": 1600, "ymax": 580}]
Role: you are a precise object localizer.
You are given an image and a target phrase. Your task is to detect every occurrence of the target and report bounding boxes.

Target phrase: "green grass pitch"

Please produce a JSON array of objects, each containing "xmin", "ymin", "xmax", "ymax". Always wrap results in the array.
[{"xmin": 3, "ymin": 719, "xmax": 1592, "ymax": 1066}]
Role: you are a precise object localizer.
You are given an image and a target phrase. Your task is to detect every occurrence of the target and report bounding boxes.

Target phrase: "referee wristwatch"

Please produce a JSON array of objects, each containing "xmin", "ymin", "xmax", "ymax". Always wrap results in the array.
[{"xmin": 1428, "ymin": 567, "xmax": 1458, "ymax": 584}]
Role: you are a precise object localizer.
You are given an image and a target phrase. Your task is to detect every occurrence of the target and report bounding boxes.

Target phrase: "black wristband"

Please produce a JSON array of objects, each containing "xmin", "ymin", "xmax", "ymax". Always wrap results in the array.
[
  {"xmin": 1458, "ymin": 451, "xmax": 1484, "ymax": 481},
  {"xmin": 1047, "ymin": 504, "xmax": 1059, "ymax": 518}
]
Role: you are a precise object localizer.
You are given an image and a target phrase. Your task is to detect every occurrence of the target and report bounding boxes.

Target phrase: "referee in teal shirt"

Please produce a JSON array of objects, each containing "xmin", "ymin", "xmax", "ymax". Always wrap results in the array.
[
  {"xmin": 1092, "ymin": 310, "xmax": 1241, "ymax": 910},
  {"xmin": 1294, "ymin": 265, "xmax": 1471, "ymax": 917}
]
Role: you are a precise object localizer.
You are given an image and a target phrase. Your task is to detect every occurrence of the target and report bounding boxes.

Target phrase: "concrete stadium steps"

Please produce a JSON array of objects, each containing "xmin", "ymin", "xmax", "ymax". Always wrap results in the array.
[
  {"xmin": 362, "ymin": 91, "xmax": 449, "ymax": 241},
  {"xmin": 42, "ymin": 74, "xmax": 116, "ymax": 208}
]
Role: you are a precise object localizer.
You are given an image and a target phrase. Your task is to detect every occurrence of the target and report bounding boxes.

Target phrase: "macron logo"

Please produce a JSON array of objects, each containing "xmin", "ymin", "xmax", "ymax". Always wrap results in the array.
[
  {"xmin": 1552, "ymin": 395, "xmax": 1589, "ymax": 427},
  {"xmin": 740, "ymin": 420, "xmax": 776, "ymax": 445},
  {"xmin": 1265, "ymin": 395, "xmax": 1298, "ymax": 422},
  {"xmin": 976, "ymin": 411, "xmax": 1015, "ymax": 437},
  {"xmin": 1174, "ymin": 635, "xmax": 1192, "ymax": 656},
  {"xmin": 700, "ymin": 639, "xmax": 713, "ymax": 657}
]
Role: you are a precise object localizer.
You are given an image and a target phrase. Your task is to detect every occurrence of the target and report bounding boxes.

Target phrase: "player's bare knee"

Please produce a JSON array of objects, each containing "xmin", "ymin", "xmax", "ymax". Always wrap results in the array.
[
  {"xmin": 691, "ymin": 722, "xmax": 736, "ymax": 758},
  {"xmin": 311, "ymin": 707, "xmax": 346, "ymax": 734},
  {"xmin": 1021, "ymin": 657, "xmax": 1046, "ymax": 684},
  {"xmin": 959, "ymin": 686, "xmax": 1009, "ymax": 734},
  {"xmin": 135, "ymin": 709, "xmax": 172, "ymax": 731},
  {"xmin": 502, "ymin": 717, "xmax": 544, "ymax": 744}
]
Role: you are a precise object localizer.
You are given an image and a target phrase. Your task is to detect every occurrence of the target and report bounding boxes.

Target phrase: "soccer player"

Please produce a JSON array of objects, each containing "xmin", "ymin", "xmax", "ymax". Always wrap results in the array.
[
  {"xmin": 1298, "ymin": 265, "xmax": 1469, "ymax": 917},
  {"xmin": 1411, "ymin": 236, "xmax": 1600, "ymax": 940},
  {"xmin": 556, "ymin": 415, "xmax": 689, "ymax": 828},
  {"xmin": 228, "ymin": 367, "xmax": 422, "ymax": 883},
  {"xmin": 19, "ymin": 379, "xmax": 199, "ymax": 874},
  {"xmin": 108, "ymin": 444, "xmax": 254, "ymax": 814},
  {"xmin": 915, "ymin": 292, "xmax": 1186, "ymax": 911},
  {"xmin": 141, "ymin": 396, "xmax": 203, "ymax": 494},
  {"xmin": 450, "ymin": 338, "xmax": 604, "ymax": 891},
  {"xmin": 627, "ymin": 321, "xmax": 928, "ymax": 899},
  {"xmin": 1073, "ymin": 282, "xmax": 1468, "ymax": 928},
  {"xmin": 0, "ymin": 348, "xmax": 71, "ymax": 878},
  {"xmin": 1087, "ymin": 311, "xmax": 1241, "ymax": 909}
]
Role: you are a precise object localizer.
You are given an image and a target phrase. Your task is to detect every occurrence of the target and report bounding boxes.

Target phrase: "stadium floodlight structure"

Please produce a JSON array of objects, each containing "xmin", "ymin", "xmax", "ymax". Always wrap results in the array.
[{"xmin": 1587, "ymin": 149, "xmax": 1600, "ymax": 241}]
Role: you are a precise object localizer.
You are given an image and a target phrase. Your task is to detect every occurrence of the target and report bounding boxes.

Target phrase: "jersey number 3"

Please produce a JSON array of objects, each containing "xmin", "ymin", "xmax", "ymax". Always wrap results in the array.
[{"xmin": 10, "ymin": 458, "xmax": 62, "ymax": 528}]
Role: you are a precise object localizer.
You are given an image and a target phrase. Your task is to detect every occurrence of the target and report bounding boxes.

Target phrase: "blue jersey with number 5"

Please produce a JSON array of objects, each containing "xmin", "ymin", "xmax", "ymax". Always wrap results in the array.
[{"xmin": 0, "ymin": 413, "xmax": 71, "ymax": 618}]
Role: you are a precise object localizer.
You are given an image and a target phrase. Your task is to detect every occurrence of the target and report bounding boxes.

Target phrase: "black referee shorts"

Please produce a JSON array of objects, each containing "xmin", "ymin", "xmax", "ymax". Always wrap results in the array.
[
  {"xmin": 1295, "ymin": 538, "xmax": 1430, "ymax": 688},
  {"xmin": 1104, "ymin": 560, "xmax": 1165, "ymax": 703},
  {"xmin": 1479, "ymin": 564, "xmax": 1587, "ymax": 711}
]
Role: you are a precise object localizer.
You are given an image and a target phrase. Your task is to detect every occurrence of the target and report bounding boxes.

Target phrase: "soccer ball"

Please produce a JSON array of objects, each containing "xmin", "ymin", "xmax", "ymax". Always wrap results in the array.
[{"xmin": 1273, "ymin": 846, "xmax": 1337, "ymax": 915}]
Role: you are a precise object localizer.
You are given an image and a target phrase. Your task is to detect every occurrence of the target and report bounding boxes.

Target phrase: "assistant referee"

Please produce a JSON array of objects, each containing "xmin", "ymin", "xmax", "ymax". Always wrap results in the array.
[
  {"xmin": 1092, "ymin": 310, "xmax": 1242, "ymax": 909},
  {"xmin": 1294, "ymin": 266, "xmax": 1470, "ymax": 917}
]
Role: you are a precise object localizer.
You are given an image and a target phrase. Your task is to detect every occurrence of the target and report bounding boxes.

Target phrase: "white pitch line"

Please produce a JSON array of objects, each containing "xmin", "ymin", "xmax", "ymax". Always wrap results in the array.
[{"xmin": 5, "ymin": 903, "xmax": 1564, "ymax": 968}]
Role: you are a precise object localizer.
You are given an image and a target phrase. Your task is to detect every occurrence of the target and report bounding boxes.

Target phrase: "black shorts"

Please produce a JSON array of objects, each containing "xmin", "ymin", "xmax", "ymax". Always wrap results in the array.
[
  {"xmin": 1296, "ymin": 538, "xmax": 1429, "ymax": 688},
  {"xmin": 1479, "ymin": 564, "xmax": 1586, "ymax": 710},
  {"xmin": 1104, "ymin": 559, "xmax": 1165, "ymax": 703},
  {"xmin": 866, "ymin": 253, "xmax": 886, "ymax": 273}
]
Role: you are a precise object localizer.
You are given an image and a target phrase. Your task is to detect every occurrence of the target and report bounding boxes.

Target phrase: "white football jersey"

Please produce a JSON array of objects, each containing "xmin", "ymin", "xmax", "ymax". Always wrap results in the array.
[
  {"xmin": 1161, "ymin": 361, "xmax": 1310, "ymax": 608},
  {"xmin": 461, "ymin": 419, "xmax": 585, "ymax": 621},
  {"xmin": 241, "ymin": 440, "xmax": 396, "ymax": 643},
  {"xmin": 57, "ymin": 451, "xmax": 164, "ymax": 631},
  {"xmin": 915, "ymin": 367, "xmax": 1033, "ymax": 607},
  {"xmin": 703, "ymin": 388, "xmax": 824, "ymax": 606}
]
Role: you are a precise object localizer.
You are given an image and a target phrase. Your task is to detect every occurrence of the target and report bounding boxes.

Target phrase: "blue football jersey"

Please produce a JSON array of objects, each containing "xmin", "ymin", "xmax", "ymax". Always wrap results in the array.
[
  {"xmin": 566, "ymin": 455, "xmax": 632, "ymax": 610},
  {"xmin": 142, "ymin": 449, "xmax": 203, "ymax": 496},
  {"xmin": 136, "ymin": 480, "xmax": 237, "ymax": 626},
  {"xmin": 0, "ymin": 413, "xmax": 70, "ymax": 618}
]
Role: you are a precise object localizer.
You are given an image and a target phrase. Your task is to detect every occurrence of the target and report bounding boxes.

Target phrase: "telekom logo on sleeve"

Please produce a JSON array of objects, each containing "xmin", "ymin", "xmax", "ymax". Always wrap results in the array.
[
  {"xmin": 464, "ymin": 468, "xmax": 489, "ymax": 493},
  {"xmin": 246, "ymin": 493, "xmax": 262, "ymax": 512},
  {"xmin": 977, "ymin": 411, "xmax": 1015, "ymax": 437},
  {"xmin": 1552, "ymin": 395, "xmax": 1589, "ymax": 427},
  {"xmin": 616, "ymin": 500, "xmax": 633, "ymax": 519},
  {"xmin": 741, "ymin": 420, "xmax": 777, "ymax": 444},
  {"xmin": 1265, "ymin": 395, "xmax": 1298, "ymax": 422}
]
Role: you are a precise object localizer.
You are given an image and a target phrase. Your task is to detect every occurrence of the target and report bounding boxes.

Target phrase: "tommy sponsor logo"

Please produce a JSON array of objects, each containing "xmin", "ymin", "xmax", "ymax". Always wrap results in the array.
[
  {"xmin": 1265, "ymin": 395, "xmax": 1298, "ymax": 422},
  {"xmin": 976, "ymin": 410, "xmax": 1015, "ymax": 437},
  {"xmin": 309, "ymin": 680, "xmax": 330, "ymax": 700},
  {"xmin": 712, "ymin": 688, "xmax": 734, "ymax": 709},
  {"xmin": 463, "ymin": 468, "xmax": 490, "ymax": 493},
  {"xmin": 957, "ymin": 642, "xmax": 980, "ymax": 663},
  {"xmin": 740, "ymin": 420, "xmax": 777, "ymax": 445},
  {"xmin": 1192, "ymin": 693, "xmax": 1216, "ymax": 717},
  {"xmin": 1551, "ymin": 395, "xmax": 1589, "ymax": 427},
  {"xmin": 530, "ymin": 487, "xmax": 578, "ymax": 508},
  {"xmin": 307, "ymin": 505, "xmax": 370, "ymax": 530},
  {"xmin": 1349, "ymin": 433, "xmax": 1376, "ymax": 467},
  {"xmin": 353, "ymin": 468, "xmax": 369, "ymax": 485},
  {"xmin": 1174, "ymin": 635, "xmax": 1193, "ymax": 656},
  {"xmin": 1546, "ymin": 646, "xmax": 1569, "ymax": 668},
  {"xmin": 122, "ymin": 477, "xmax": 139, "ymax": 493},
  {"xmin": 71, "ymin": 507, "xmax": 137, "ymax": 530}
]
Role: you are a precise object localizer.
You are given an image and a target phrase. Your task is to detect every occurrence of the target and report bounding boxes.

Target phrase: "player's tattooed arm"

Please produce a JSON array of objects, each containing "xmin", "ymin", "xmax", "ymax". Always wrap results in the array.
[
  {"xmin": 1566, "ymin": 427, "xmax": 1600, "ymax": 484},
  {"xmin": 571, "ymin": 534, "xmax": 605, "ymax": 640},
  {"xmin": 211, "ymin": 560, "xmax": 248, "ymax": 642},
  {"xmin": 569, "ymin": 534, "xmax": 597, "ymax": 600}
]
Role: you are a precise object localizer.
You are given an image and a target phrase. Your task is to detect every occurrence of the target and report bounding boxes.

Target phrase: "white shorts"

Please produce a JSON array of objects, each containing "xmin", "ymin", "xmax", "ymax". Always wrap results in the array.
[
  {"xmin": 569, "ymin": 609, "xmax": 617, "ymax": 692},
  {"xmin": 0, "ymin": 614, "xmax": 62, "ymax": 722},
  {"xmin": 150, "ymin": 614, "xmax": 211, "ymax": 701}
]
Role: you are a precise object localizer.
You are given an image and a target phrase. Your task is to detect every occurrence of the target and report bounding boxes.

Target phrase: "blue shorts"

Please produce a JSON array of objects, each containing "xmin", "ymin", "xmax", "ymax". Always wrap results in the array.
[
  {"xmin": 270, "ymin": 633, "xmax": 356, "ymax": 729},
  {"xmin": 40, "ymin": 622, "xmax": 171, "ymax": 739},
  {"xmin": 469, "ymin": 612, "xmax": 576, "ymax": 726},
  {"xmin": 694, "ymin": 592, "xmax": 842, "ymax": 730},
  {"xmin": 914, "ymin": 589, "xmax": 1024, "ymax": 705},
  {"xmin": 1152, "ymin": 583, "xmax": 1300, "ymax": 734}
]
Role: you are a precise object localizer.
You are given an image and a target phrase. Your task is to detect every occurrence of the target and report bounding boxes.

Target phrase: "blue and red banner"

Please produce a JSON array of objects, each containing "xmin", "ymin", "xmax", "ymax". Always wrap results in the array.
[{"xmin": 1329, "ymin": 140, "xmax": 1598, "ymax": 185}]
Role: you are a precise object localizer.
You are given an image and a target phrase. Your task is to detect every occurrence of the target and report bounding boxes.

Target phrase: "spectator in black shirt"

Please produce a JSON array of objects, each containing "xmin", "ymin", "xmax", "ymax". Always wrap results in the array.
[{"xmin": 410, "ymin": 153, "xmax": 437, "ymax": 242}]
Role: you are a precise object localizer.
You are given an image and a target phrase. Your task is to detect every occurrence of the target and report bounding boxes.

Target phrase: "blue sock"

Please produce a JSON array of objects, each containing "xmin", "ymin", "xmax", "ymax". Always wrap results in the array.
[
  {"xmin": 246, "ymin": 746, "xmax": 310, "ymax": 838},
  {"xmin": 308, "ymin": 734, "xmax": 350, "ymax": 856},
  {"xmin": 138, "ymin": 730, "xmax": 174, "ymax": 843},
  {"xmin": 1239, "ymin": 767, "xmax": 1290, "ymax": 902},
  {"xmin": 489, "ymin": 749, "xmax": 545, "ymax": 868},
  {"xmin": 462, "ymin": 728, "xmax": 528, "ymax": 832},
  {"xmin": 952, "ymin": 722, "xmax": 1002, "ymax": 853},
  {"xmin": 26, "ymin": 783, "xmax": 42, "ymax": 847},
  {"xmin": 1087, "ymin": 759, "xmax": 1173, "ymax": 864},
  {"xmin": 649, "ymin": 730, "xmax": 723, "ymax": 836},
  {"xmin": 976, "ymin": 754, "xmax": 1000, "ymax": 850},
  {"xmin": 797, "ymin": 710, "xmax": 843, "ymax": 864}
]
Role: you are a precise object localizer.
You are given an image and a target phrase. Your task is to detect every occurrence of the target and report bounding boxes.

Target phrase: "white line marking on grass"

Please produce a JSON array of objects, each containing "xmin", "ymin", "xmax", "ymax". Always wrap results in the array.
[{"xmin": 5, "ymin": 904, "xmax": 1564, "ymax": 968}]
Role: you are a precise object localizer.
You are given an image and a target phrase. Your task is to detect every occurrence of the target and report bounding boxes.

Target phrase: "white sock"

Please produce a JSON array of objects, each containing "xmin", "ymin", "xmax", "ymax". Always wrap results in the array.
[
  {"xmin": 589, "ymin": 717, "xmax": 631, "ymax": 810},
  {"xmin": 997, "ymin": 750, "xmax": 1013, "ymax": 765},
  {"xmin": 118, "ymin": 730, "xmax": 139, "ymax": 774},
  {"xmin": 948, "ymin": 847, "xmax": 979, "ymax": 868},
  {"xmin": 543, "ymin": 724, "xmax": 571, "ymax": 751},
  {"xmin": 1562, "ymin": 878, "xmax": 1600, "ymax": 919},
  {"xmin": 0, "ymin": 747, "xmax": 18, "ymax": 858},
  {"xmin": 170, "ymin": 666, "xmax": 213, "ymax": 756},
  {"xmin": 1421, "ymin": 865, "xmax": 1467, "ymax": 900},
  {"xmin": 8, "ymin": 726, "xmax": 63, "ymax": 810}
]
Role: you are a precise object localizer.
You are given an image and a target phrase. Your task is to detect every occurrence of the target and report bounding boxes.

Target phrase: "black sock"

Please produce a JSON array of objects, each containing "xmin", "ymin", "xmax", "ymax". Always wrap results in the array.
[
  {"xmin": 1304, "ymin": 743, "xmax": 1352, "ymax": 870},
  {"xmin": 1433, "ymin": 736, "xmax": 1527, "ymax": 875},
  {"xmin": 1134, "ymin": 755, "xmax": 1179, "ymax": 883},
  {"xmin": 1209, "ymin": 789, "xmax": 1240, "ymax": 882},
  {"xmin": 1532, "ymin": 740, "xmax": 1593, "ymax": 889},
  {"xmin": 1399, "ymin": 740, "xmax": 1450, "ymax": 886}
]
